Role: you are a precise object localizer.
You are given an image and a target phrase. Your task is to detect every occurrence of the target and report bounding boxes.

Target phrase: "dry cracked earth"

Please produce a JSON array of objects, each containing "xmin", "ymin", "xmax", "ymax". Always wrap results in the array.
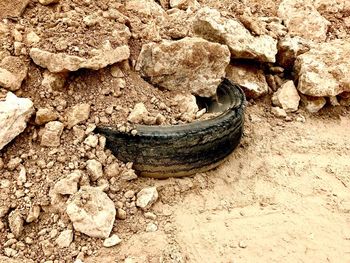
[{"xmin": 0, "ymin": 0, "xmax": 350, "ymax": 263}]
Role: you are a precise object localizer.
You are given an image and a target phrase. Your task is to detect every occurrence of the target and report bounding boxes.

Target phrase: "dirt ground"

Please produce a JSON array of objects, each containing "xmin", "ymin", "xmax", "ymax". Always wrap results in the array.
[{"xmin": 83, "ymin": 104, "xmax": 350, "ymax": 263}]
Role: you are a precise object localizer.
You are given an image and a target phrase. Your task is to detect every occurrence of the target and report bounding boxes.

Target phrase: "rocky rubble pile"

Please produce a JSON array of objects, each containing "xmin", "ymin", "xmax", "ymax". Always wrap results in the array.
[{"xmin": 0, "ymin": 0, "xmax": 349, "ymax": 262}]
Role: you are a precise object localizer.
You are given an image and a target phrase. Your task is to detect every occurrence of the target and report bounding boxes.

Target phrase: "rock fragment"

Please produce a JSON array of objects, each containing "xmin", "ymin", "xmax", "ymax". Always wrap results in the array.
[
  {"xmin": 66, "ymin": 103, "xmax": 90, "ymax": 129},
  {"xmin": 271, "ymin": 107, "xmax": 287, "ymax": 118},
  {"xmin": 55, "ymin": 230, "xmax": 73, "ymax": 248},
  {"xmin": 294, "ymin": 40, "xmax": 350, "ymax": 97},
  {"xmin": 300, "ymin": 95, "xmax": 327, "ymax": 113},
  {"xmin": 128, "ymin": 103, "xmax": 150, "ymax": 124},
  {"xmin": 136, "ymin": 37, "xmax": 230, "ymax": 97},
  {"xmin": 103, "ymin": 234, "xmax": 122, "ymax": 247},
  {"xmin": 35, "ymin": 108, "xmax": 59, "ymax": 125},
  {"xmin": 278, "ymin": 0, "xmax": 330, "ymax": 42},
  {"xmin": 86, "ymin": 160, "xmax": 103, "ymax": 181},
  {"xmin": 272, "ymin": 80, "xmax": 300, "ymax": 112},
  {"xmin": 30, "ymin": 42, "xmax": 130, "ymax": 73},
  {"xmin": 226, "ymin": 63, "xmax": 269, "ymax": 99},
  {"xmin": 0, "ymin": 0, "xmax": 30, "ymax": 19},
  {"xmin": 66, "ymin": 187, "xmax": 116, "ymax": 238},
  {"xmin": 41, "ymin": 70, "xmax": 67, "ymax": 90},
  {"xmin": 52, "ymin": 171, "xmax": 82, "ymax": 195},
  {"xmin": 193, "ymin": 7, "xmax": 278, "ymax": 63},
  {"xmin": 8, "ymin": 210, "xmax": 24, "ymax": 238},
  {"xmin": 0, "ymin": 92, "xmax": 34, "ymax": 151},
  {"xmin": 136, "ymin": 187, "xmax": 158, "ymax": 211},
  {"xmin": 40, "ymin": 121, "xmax": 64, "ymax": 147},
  {"xmin": 26, "ymin": 205, "xmax": 41, "ymax": 223},
  {"xmin": 39, "ymin": 0, "xmax": 59, "ymax": 5},
  {"xmin": 0, "ymin": 56, "xmax": 28, "ymax": 91}
]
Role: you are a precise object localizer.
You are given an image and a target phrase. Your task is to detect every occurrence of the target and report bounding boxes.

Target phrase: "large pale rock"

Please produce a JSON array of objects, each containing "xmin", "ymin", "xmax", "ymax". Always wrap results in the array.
[
  {"xmin": 127, "ymin": 103, "xmax": 150, "ymax": 124},
  {"xmin": 272, "ymin": 80, "xmax": 300, "ymax": 112},
  {"xmin": 173, "ymin": 93, "xmax": 198, "ymax": 120},
  {"xmin": 225, "ymin": 63, "xmax": 269, "ymax": 99},
  {"xmin": 40, "ymin": 121, "xmax": 64, "ymax": 147},
  {"xmin": 278, "ymin": 0, "xmax": 330, "ymax": 42},
  {"xmin": 30, "ymin": 42, "xmax": 130, "ymax": 73},
  {"xmin": 8, "ymin": 210, "xmax": 24, "ymax": 238},
  {"xmin": 52, "ymin": 171, "xmax": 82, "ymax": 196},
  {"xmin": 66, "ymin": 103, "xmax": 91, "ymax": 129},
  {"xmin": 193, "ymin": 7, "xmax": 278, "ymax": 63},
  {"xmin": 0, "ymin": 0, "xmax": 30, "ymax": 19},
  {"xmin": 0, "ymin": 92, "xmax": 34, "ymax": 151},
  {"xmin": 0, "ymin": 56, "xmax": 28, "ymax": 91},
  {"xmin": 136, "ymin": 37, "xmax": 230, "ymax": 97},
  {"xmin": 294, "ymin": 40, "xmax": 350, "ymax": 97},
  {"xmin": 66, "ymin": 187, "xmax": 116, "ymax": 238},
  {"xmin": 300, "ymin": 95, "xmax": 327, "ymax": 113},
  {"xmin": 277, "ymin": 36, "xmax": 312, "ymax": 69},
  {"xmin": 136, "ymin": 187, "xmax": 158, "ymax": 211}
]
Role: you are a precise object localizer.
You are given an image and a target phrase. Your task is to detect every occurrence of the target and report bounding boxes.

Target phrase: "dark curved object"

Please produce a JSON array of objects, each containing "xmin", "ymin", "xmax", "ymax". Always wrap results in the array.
[{"xmin": 95, "ymin": 78, "xmax": 246, "ymax": 178}]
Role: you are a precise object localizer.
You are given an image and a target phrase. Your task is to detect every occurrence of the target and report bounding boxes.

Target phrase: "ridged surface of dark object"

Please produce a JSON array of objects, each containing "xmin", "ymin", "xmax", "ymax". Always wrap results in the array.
[{"xmin": 95, "ymin": 78, "xmax": 246, "ymax": 178}]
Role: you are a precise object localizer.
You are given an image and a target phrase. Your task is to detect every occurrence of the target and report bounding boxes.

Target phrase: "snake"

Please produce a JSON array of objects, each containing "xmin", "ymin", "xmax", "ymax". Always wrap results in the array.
[{"xmin": 94, "ymin": 78, "xmax": 246, "ymax": 178}]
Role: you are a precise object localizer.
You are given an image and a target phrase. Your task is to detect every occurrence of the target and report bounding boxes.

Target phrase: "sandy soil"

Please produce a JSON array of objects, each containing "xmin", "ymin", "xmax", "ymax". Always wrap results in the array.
[{"xmin": 84, "ymin": 104, "xmax": 350, "ymax": 263}]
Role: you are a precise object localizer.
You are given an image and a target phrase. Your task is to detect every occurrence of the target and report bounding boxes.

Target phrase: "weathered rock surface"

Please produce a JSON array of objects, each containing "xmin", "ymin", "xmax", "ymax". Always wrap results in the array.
[
  {"xmin": 0, "ymin": 0, "xmax": 30, "ymax": 19},
  {"xmin": 40, "ymin": 121, "xmax": 64, "ymax": 147},
  {"xmin": 86, "ymin": 160, "xmax": 103, "ymax": 181},
  {"xmin": 55, "ymin": 230, "xmax": 73, "ymax": 248},
  {"xmin": 136, "ymin": 37, "xmax": 230, "ymax": 97},
  {"xmin": 0, "ymin": 56, "xmax": 28, "ymax": 91},
  {"xmin": 103, "ymin": 234, "xmax": 122, "ymax": 247},
  {"xmin": 35, "ymin": 107, "xmax": 59, "ymax": 125},
  {"xmin": 272, "ymin": 80, "xmax": 300, "ymax": 112},
  {"xmin": 128, "ymin": 103, "xmax": 150, "ymax": 124},
  {"xmin": 66, "ymin": 187, "xmax": 116, "ymax": 238},
  {"xmin": 294, "ymin": 40, "xmax": 350, "ymax": 97},
  {"xmin": 66, "ymin": 103, "xmax": 91, "ymax": 129},
  {"xmin": 41, "ymin": 70, "xmax": 67, "ymax": 90},
  {"xmin": 226, "ymin": 63, "xmax": 269, "ymax": 99},
  {"xmin": 278, "ymin": 0, "xmax": 330, "ymax": 42},
  {"xmin": 8, "ymin": 210, "xmax": 24, "ymax": 238},
  {"xmin": 193, "ymin": 7, "xmax": 278, "ymax": 63},
  {"xmin": 277, "ymin": 36, "xmax": 312, "ymax": 69},
  {"xmin": 173, "ymin": 93, "xmax": 199, "ymax": 121},
  {"xmin": 0, "ymin": 92, "xmax": 34, "ymax": 151},
  {"xmin": 136, "ymin": 187, "xmax": 158, "ymax": 210},
  {"xmin": 52, "ymin": 171, "xmax": 82, "ymax": 196},
  {"xmin": 30, "ymin": 42, "xmax": 130, "ymax": 73},
  {"xmin": 271, "ymin": 107, "xmax": 287, "ymax": 118},
  {"xmin": 300, "ymin": 95, "xmax": 327, "ymax": 113}
]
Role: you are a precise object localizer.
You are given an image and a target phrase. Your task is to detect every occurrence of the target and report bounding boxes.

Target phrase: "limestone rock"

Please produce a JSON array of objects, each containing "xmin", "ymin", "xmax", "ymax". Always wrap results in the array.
[
  {"xmin": 40, "ymin": 121, "xmax": 64, "ymax": 147},
  {"xmin": 0, "ymin": 0, "xmax": 30, "ymax": 19},
  {"xmin": 277, "ymin": 36, "xmax": 312, "ymax": 69},
  {"xmin": 0, "ymin": 56, "xmax": 28, "ymax": 91},
  {"xmin": 52, "ymin": 171, "xmax": 82, "ymax": 195},
  {"xmin": 35, "ymin": 108, "xmax": 59, "ymax": 125},
  {"xmin": 66, "ymin": 103, "xmax": 91, "ymax": 129},
  {"xmin": 173, "ymin": 93, "xmax": 198, "ymax": 121},
  {"xmin": 66, "ymin": 187, "xmax": 116, "ymax": 239},
  {"xmin": 84, "ymin": 135, "xmax": 99, "ymax": 148},
  {"xmin": 169, "ymin": 0, "xmax": 199, "ymax": 9},
  {"xmin": 26, "ymin": 205, "xmax": 41, "ymax": 223},
  {"xmin": 120, "ymin": 169, "xmax": 138, "ymax": 181},
  {"xmin": 226, "ymin": 63, "xmax": 269, "ymax": 99},
  {"xmin": 136, "ymin": 187, "xmax": 158, "ymax": 211},
  {"xmin": 39, "ymin": 0, "xmax": 59, "ymax": 5},
  {"xmin": 104, "ymin": 162, "xmax": 121, "ymax": 178},
  {"xmin": 86, "ymin": 160, "xmax": 103, "ymax": 181},
  {"xmin": 271, "ymin": 107, "xmax": 287, "ymax": 118},
  {"xmin": 278, "ymin": 0, "xmax": 330, "ymax": 42},
  {"xmin": 55, "ymin": 230, "xmax": 73, "ymax": 248},
  {"xmin": 294, "ymin": 40, "xmax": 350, "ymax": 97},
  {"xmin": 103, "ymin": 234, "xmax": 122, "ymax": 247},
  {"xmin": 8, "ymin": 210, "xmax": 24, "ymax": 238},
  {"xmin": 0, "ymin": 92, "xmax": 34, "ymax": 151},
  {"xmin": 26, "ymin": 31, "xmax": 41, "ymax": 46},
  {"xmin": 128, "ymin": 103, "xmax": 150, "ymax": 124},
  {"xmin": 30, "ymin": 42, "xmax": 130, "ymax": 73},
  {"xmin": 136, "ymin": 37, "xmax": 230, "ymax": 97},
  {"xmin": 300, "ymin": 95, "xmax": 327, "ymax": 113},
  {"xmin": 272, "ymin": 80, "xmax": 300, "ymax": 112},
  {"xmin": 42, "ymin": 70, "xmax": 67, "ymax": 90},
  {"xmin": 193, "ymin": 7, "xmax": 278, "ymax": 63}
]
